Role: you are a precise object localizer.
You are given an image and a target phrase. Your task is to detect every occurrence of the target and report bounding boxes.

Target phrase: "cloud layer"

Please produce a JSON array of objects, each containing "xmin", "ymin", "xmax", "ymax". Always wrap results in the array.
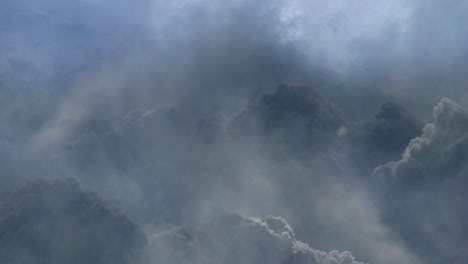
[
  {"xmin": 0, "ymin": 178, "xmax": 147, "ymax": 264},
  {"xmin": 373, "ymin": 98, "xmax": 468, "ymax": 263},
  {"xmin": 3, "ymin": 1, "xmax": 468, "ymax": 264},
  {"xmin": 148, "ymin": 213, "xmax": 367, "ymax": 264}
]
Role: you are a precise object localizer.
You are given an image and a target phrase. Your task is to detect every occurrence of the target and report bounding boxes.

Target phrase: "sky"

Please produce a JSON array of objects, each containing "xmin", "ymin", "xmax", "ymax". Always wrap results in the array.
[{"xmin": 1, "ymin": 1, "xmax": 468, "ymax": 264}]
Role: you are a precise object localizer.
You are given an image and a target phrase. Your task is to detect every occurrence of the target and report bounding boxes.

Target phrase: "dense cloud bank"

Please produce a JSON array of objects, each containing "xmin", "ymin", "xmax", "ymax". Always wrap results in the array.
[
  {"xmin": 340, "ymin": 102, "xmax": 422, "ymax": 173},
  {"xmin": 1, "ymin": 83, "xmax": 458, "ymax": 264},
  {"xmin": 65, "ymin": 107, "xmax": 204, "ymax": 222},
  {"xmin": 373, "ymin": 98, "xmax": 468, "ymax": 264},
  {"xmin": 3, "ymin": 0, "xmax": 468, "ymax": 263},
  {"xmin": 63, "ymin": 85, "xmax": 350, "ymax": 223},
  {"xmin": 0, "ymin": 178, "xmax": 147, "ymax": 264},
  {"xmin": 374, "ymin": 98, "xmax": 468, "ymax": 187},
  {"xmin": 4, "ymin": 0, "xmax": 468, "ymax": 139},
  {"xmin": 0, "ymin": 178, "xmax": 370, "ymax": 264},
  {"xmin": 229, "ymin": 84, "xmax": 346, "ymax": 157},
  {"xmin": 149, "ymin": 213, "xmax": 367, "ymax": 264},
  {"xmin": 60, "ymin": 85, "xmax": 424, "ymax": 264}
]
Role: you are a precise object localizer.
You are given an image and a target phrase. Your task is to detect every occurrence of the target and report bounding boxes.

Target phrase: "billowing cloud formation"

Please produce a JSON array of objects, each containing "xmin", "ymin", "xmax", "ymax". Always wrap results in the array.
[
  {"xmin": 4, "ymin": 0, "xmax": 468, "ymax": 147},
  {"xmin": 0, "ymin": 173, "xmax": 419, "ymax": 264},
  {"xmin": 0, "ymin": 178, "xmax": 372, "ymax": 264},
  {"xmin": 3, "ymin": 1, "xmax": 468, "ymax": 263},
  {"xmin": 64, "ymin": 85, "xmax": 349, "ymax": 223},
  {"xmin": 61, "ymin": 85, "xmax": 423, "ymax": 264},
  {"xmin": 0, "ymin": 178, "xmax": 147, "ymax": 264},
  {"xmin": 65, "ymin": 107, "xmax": 202, "ymax": 222},
  {"xmin": 374, "ymin": 98, "xmax": 468, "ymax": 186},
  {"xmin": 340, "ymin": 102, "xmax": 422, "ymax": 173},
  {"xmin": 372, "ymin": 98, "xmax": 468, "ymax": 263},
  {"xmin": 148, "ymin": 213, "xmax": 366, "ymax": 264},
  {"xmin": 229, "ymin": 84, "xmax": 345, "ymax": 157}
]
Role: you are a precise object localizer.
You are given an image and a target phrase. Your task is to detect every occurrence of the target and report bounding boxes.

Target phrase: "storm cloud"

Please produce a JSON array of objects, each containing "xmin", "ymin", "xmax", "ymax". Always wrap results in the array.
[
  {"xmin": 373, "ymin": 98, "xmax": 468, "ymax": 263},
  {"xmin": 374, "ymin": 97, "xmax": 468, "ymax": 186},
  {"xmin": 148, "ymin": 213, "xmax": 367, "ymax": 264},
  {"xmin": 2, "ymin": 0, "xmax": 468, "ymax": 264},
  {"xmin": 0, "ymin": 178, "xmax": 147, "ymax": 264},
  {"xmin": 340, "ymin": 102, "xmax": 422, "ymax": 173}
]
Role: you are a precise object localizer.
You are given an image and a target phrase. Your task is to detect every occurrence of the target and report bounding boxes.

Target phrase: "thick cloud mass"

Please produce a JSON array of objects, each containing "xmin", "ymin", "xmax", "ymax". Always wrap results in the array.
[
  {"xmin": 340, "ymin": 102, "xmax": 422, "ymax": 173},
  {"xmin": 149, "ymin": 213, "xmax": 366, "ymax": 264},
  {"xmin": 0, "ymin": 178, "xmax": 147, "ymax": 264},
  {"xmin": 55, "ymin": 85, "xmax": 425, "ymax": 264},
  {"xmin": 64, "ymin": 85, "xmax": 349, "ymax": 224},
  {"xmin": 373, "ymin": 98, "xmax": 468, "ymax": 263},
  {"xmin": 3, "ymin": 0, "xmax": 468, "ymax": 264},
  {"xmin": 0, "ymin": 178, "xmax": 372, "ymax": 264},
  {"xmin": 65, "ymin": 107, "xmax": 202, "ymax": 222},
  {"xmin": 374, "ymin": 98, "xmax": 468, "ymax": 186},
  {"xmin": 229, "ymin": 84, "xmax": 345, "ymax": 157}
]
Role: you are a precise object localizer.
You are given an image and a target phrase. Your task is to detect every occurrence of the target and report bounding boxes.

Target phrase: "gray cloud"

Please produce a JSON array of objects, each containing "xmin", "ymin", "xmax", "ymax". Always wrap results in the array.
[
  {"xmin": 228, "ymin": 84, "xmax": 346, "ymax": 158},
  {"xmin": 2, "ymin": 1, "xmax": 468, "ymax": 264},
  {"xmin": 374, "ymin": 98, "xmax": 468, "ymax": 186},
  {"xmin": 4, "ymin": 0, "xmax": 468, "ymax": 143},
  {"xmin": 0, "ymin": 178, "xmax": 147, "ymax": 264},
  {"xmin": 62, "ymin": 85, "xmax": 349, "ymax": 227},
  {"xmin": 59, "ymin": 85, "xmax": 421, "ymax": 264},
  {"xmin": 65, "ymin": 107, "xmax": 200, "ymax": 222},
  {"xmin": 340, "ymin": 102, "xmax": 422, "ymax": 174},
  {"xmin": 0, "ymin": 178, "xmax": 378, "ymax": 264},
  {"xmin": 148, "ymin": 213, "xmax": 367, "ymax": 264},
  {"xmin": 373, "ymin": 98, "xmax": 468, "ymax": 263}
]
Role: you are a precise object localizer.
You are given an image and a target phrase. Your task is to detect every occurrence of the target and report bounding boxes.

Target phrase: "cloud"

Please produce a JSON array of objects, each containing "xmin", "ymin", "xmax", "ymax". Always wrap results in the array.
[
  {"xmin": 59, "ymin": 85, "xmax": 425, "ymax": 264},
  {"xmin": 148, "ymin": 213, "xmax": 367, "ymax": 264},
  {"xmin": 0, "ymin": 178, "xmax": 147, "ymax": 264},
  {"xmin": 0, "ymin": 178, "xmax": 373, "ymax": 264},
  {"xmin": 372, "ymin": 98, "xmax": 468, "ymax": 263},
  {"xmin": 65, "ymin": 107, "xmax": 201, "ymax": 222},
  {"xmin": 63, "ymin": 85, "xmax": 350, "ymax": 224},
  {"xmin": 340, "ymin": 102, "xmax": 422, "ymax": 173},
  {"xmin": 374, "ymin": 98, "xmax": 468, "ymax": 186},
  {"xmin": 228, "ymin": 84, "xmax": 346, "ymax": 157},
  {"xmin": 4, "ymin": 2, "xmax": 468, "ymax": 263}
]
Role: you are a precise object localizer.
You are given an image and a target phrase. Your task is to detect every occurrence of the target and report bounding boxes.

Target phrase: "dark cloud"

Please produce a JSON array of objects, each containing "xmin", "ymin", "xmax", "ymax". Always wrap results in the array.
[
  {"xmin": 374, "ymin": 98, "xmax": 468, "ymax": 186},
  {"xmin": 0, "ymin": 177, "xmax": 373, "ymax": 264},
  {"xmin": 64, "ymin": 85, "xmax": 350, "ymax": 226},
  {"xmin": 194, "ymin": 113, "xmax": 227, "ymax": 145},
  {"xmin": 339, "ymin": 102, "xmax": 422, "ymax": 173},
  {"xmin": 60, "ymin": 85, "xmax": 424, "ymax": 264},
  {"xmin": 148, "ymin": 213, "xmax": 366, "ymax": 264},
  {"xmin": 228, "ymin": 84, "xmax": 346, "ymax": 158},
  {"xmin": 0, "ymin": 178, "xmax": 147, "ymax": 264},
  {"xmin": 372, "ymin": 98, "xmax": 468, "ymax": 263},
  {"xmin": 2, "ymin": 1, "xmax": 468, "ymax": 263},
  {"xmin": 65, "ymin": 107, "xmax": 201, "ymax": 222}
]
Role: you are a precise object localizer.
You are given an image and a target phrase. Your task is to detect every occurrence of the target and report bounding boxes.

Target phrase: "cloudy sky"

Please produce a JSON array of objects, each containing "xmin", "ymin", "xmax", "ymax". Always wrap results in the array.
[{"xmin": 1, "ymin": 1, "xmax": 468, "ymax": 264}]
